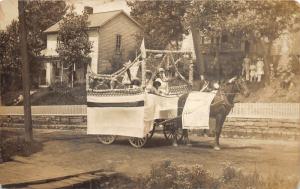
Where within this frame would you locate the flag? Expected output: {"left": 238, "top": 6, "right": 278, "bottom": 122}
{"left": 140, "top": 38, "right": 146, "bottom": 59}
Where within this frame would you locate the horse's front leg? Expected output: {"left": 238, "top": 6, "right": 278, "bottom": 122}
{"left": 172, "top": 131, "right": 178, "bottom": 147}
{"left": 214, "top": 114, "right": 226, "bottom": 150}
{"left": 182, "top": 129, "right": 191, "bottom": 146}
{"left": 172, "top": 121, "right": 179, "bottom": 147}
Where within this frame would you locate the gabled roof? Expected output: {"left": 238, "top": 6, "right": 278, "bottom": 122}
{"left": 44, "top": 10, "right": 142, "bottom": 33}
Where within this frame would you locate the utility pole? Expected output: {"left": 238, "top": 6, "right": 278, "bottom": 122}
{"left": 18, "top": 0, "right": 33, "bottom": 142}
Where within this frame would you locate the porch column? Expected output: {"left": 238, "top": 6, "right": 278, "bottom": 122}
{"left": 45, "top": 62, "right": 52, "bottom": 86}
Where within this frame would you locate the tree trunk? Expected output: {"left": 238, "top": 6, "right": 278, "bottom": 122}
{"left": 71, "top": 64, "right": 75, "bottom": 88}
{"left": 0, "top": 72, "right": 2, "bottom": 106}
{"left": 264, "top": 42, "right": 273, "bottom": 85}
{"left": 191, "top": 27, "right": 205, "bottom": 79}
{"left": 18, "top": 0, "right": 33, "bottom": 142}
{"left": 215, "top": 35, "right": 222, "bottom": 82}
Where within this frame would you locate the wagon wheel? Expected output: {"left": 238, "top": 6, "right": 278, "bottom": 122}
{"left": 97, "top": 135, "right": 117, "bottom": 145}
{"left": 128, "top": 135, "right": 148, "bottom": 148}
{"left": 163, "top": 124, "right": 184, "bottom": 142}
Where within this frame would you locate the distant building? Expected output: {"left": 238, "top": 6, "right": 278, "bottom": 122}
{"left": 182, "top": 15, "right": 300, "bottom": 78}
{"left": 39, "top": 7, "right": 142, "bottom": 87}
{"left": 181, "top": 32, "right": 248, "bottom": 78}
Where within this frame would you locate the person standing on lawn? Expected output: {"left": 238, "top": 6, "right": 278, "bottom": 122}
{"left": 242, "top": 55, "right": 251, "bottom": 81}
{"left": 256, "top": 57, "right": 265, "bottom": 82}
{"left": 249, "top": 61, "right": 257, "bottom": 82}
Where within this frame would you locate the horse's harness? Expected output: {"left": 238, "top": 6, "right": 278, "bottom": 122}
{"left": 210, "top": 81, "right": 240, "bottom": 114}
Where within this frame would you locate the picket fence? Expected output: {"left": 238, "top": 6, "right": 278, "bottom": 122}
{"left": 0, "top": 103, "right": 299, "bottom": 120}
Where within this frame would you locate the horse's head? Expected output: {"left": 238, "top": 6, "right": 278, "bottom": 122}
{"left": 226, "top": 76, "right": 250, "bottom": 97}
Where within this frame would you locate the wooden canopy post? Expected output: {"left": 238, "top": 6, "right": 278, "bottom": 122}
{"left": 141, "top": 58, "right": 146, "bottom": 88}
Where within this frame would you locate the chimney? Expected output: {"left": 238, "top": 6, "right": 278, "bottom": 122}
{"left": 84, "top": 6, "right": 93, "bottom": 14}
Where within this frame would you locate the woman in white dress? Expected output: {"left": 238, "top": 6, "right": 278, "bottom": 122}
{"left": 256, "top": 58, "right": 264, "bottom": 82}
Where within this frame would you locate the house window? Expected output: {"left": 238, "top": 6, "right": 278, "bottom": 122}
{"left": 115, "top": 34, "right": 122, "bottom": 53}
{"left": 40, "top": 69, "right": 47, "bottom": 85}
{"left": 56, "top": 37, "right": 60, "bottom": 49}
{"left": 54, "top": 62, "right": 61, "bottom": 77}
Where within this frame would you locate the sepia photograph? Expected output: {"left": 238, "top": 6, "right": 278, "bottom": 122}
{"left": 0, "top": 0, "right": 300, "bottom": 188}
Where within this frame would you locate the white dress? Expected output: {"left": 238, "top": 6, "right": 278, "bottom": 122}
{"left": 250, "top": 65, "right": 256, "bottom": 77}
{"left": 256, "top": 60, "right": 264, "bottom": 75}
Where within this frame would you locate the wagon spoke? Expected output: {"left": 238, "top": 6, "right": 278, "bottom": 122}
{"left": 129, "top": 136, "right": 148, "bottom": 148}
{"left": 163, "top": 125, "right": 184, "bottom": 142}
{"left": 97, "top": 135, "right": 117, "bottom": 145}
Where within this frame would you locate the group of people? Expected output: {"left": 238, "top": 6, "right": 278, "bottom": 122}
{"left": 145, "top": 68, "right": 170, "bottom": 95}
{"left": 242, "top": 55, "right": 265, "bottom": 82}
{"left": 122, "top": 67, "right": 171, "bottom": 95}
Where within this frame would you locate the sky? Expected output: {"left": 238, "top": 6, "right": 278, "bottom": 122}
{"left": 0, "top": 0, "right": 130, "bottom": 30}
{"left": 0, "top": 0, "right": 18, "bottom": 30}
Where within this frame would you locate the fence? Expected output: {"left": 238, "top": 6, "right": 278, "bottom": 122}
{"left": 0, "top": 105, "right": 86, "bottom": 116}
{"left": 228, "top": 103, "right": 300, "bottom": 119}
{"left": 0, "top": 103, "right": 299, "bottom": 120}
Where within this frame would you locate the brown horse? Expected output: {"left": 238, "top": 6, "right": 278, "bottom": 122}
{"left": 175, "top": 76, "right": 250, "bottom": 150}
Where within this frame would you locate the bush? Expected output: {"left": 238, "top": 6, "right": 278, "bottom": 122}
{"left": 139, "top": 161, "right": 217, "bottom": 189}
{"left": 0, "top": 130, "right": 42, "bottom": 162}
{"left": 138, "top": 161, "right": 298, "bottom": 189}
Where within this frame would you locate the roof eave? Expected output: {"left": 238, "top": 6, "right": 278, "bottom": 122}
{"left": 44, "top": 26, "right": 99, "bottom": 34}
{"left": 98, "top": 10, "right": 143, "bottom": 30}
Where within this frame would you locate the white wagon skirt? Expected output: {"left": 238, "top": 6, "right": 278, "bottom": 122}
{"left": 87, "top": 92, "right": 215, "bottom": 138}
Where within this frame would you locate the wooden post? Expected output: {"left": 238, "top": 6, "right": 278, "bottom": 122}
{"left": 141, "top": 60, "right": 146, "bottom": 88}
{"left": 61, "top": 62, "right": 63, "bottom": 85}
{"left": 18, "top": 0, "right": 33, "bottom": 142}
{"left": 86, "top": 66, "right": 90, "bottom": 91}
{"left": 166, "top": 53, "right": 170, "bottom": 69}
{"left": 189, "top": 57, "right": 194, "bottom": 86}
{"left": 71, "top": 63, "right": 75, "bottom": 88}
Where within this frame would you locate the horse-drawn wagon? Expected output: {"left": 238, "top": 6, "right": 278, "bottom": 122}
{"left": 86, "top": 44, "right": 249, "bottom": 149}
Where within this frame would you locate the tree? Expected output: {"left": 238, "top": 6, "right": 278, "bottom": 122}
{"left": 186, "top": 0, "right": 298, "bottom": 83}
{"left": 127, "top": 0, "right": 191, "bottom": 49}
{"left": 56, "top": 8, "right": 93, "bottom": 88}
{"left": 0, "top": 0, "right": 67, "bottom": 90}
{"left": 243, "top": 1, "right": 299, "bottom": 84}
{"left": 25, "top": 0, "right": 68, "bottom": 56}
{"left": 0, "top": 21, "right": 22, "bottom": 87}
{"left": 19, "top": 0, "right": 32, "bottom": 142}
{"left": 187, "top": 0, "right": 252, "bottom": 79}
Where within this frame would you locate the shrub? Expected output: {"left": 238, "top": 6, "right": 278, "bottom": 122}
{"left": 139, "top": 161, "right": 298, "bottom": 189}
{"left": 139, "top": 161, "right": 216, "bottom": 189}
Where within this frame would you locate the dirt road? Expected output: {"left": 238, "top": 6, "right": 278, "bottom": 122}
{"left": 0, "top": 129, "right": 299, "bottom": 185}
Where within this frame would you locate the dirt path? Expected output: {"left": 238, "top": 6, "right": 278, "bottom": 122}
{"left": 0, "top": 129, "right": 299, "bottom": 185}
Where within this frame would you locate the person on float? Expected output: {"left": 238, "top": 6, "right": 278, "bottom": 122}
{"left": 145, "top": 70, "right": 153, "bottom": 92}
{"left": 155, "top": 68, "right": 169, "bottom": 94}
